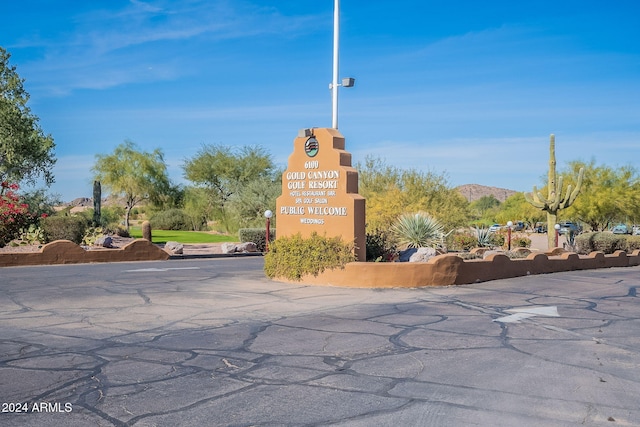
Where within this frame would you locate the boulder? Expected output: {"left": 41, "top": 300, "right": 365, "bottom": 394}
{"left": 221, "top": 242, "right": 239, "bottom": 254}
{"left": 164, "top": 241, "right": 184, "bottom": 255}
{"left": 94, "top": 236, "right": 113, "bottom": 248}
{"left": 409, "top": 247, "right": 437, "bottom": 262}
{"left": 238, "top": 242, "right": 258, "bottom": 252}
{"left": 398, "top": 247, "right": 438, "bottom": 262}
{"left": 221, "top": 242, "right": 258, "bottom": 254}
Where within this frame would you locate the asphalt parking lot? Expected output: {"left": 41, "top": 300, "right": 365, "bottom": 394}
{"left": 1, "top": 258, "right": 640, "bottom": 426}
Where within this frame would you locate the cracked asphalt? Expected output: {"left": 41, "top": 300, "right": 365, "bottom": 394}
{"left": 1, "top": 258, "right": 639, "bottom": 426}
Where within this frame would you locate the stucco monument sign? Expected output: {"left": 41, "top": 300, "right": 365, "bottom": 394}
{"left": 275, "top": 127, "right": 366, "bottom": 260}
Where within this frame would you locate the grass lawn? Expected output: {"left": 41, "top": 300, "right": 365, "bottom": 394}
{"left": 129, "top": 227, "right": 236, "bottom": 244}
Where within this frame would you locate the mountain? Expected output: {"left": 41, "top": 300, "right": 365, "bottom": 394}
{"left": 456, "top": 184, "right": 518, "bottom": 203}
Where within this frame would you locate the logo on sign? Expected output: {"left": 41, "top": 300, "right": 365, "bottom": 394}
{"left": 305, "top": 137, "right": 319, "bottom": 157}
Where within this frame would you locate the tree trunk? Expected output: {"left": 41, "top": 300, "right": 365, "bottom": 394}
{"left": 547, "top": 212, "right": 558, "bottom": 249}
{"left": 125, "top": 206, "right": 131, "bottom": 230}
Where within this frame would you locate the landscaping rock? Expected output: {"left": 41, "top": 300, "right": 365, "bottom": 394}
{"left": 94, "top": 236, "right": 113, "bottom": 248}
{"left": 409, "top": 247, "right": 437, "bottom": 262}
{"left": 164, "top": 241, "right": 184, "bottom": 255}
{"left": 221, "top": 242, "right": 239, "bottom": 254}
{"left": 221, "top": 242, "right": 258, "bottom": 253}
{"left": 238, "top": 242, "right": 258, "bottom": 252}
{"left": 398, "top": 248, "right": 417, "bottom": 262}
{"left": 398, "top": 247, "right": 437, "bottom": 262}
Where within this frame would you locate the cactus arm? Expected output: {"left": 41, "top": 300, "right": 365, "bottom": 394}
{"left": 524, "top": 186, "right": 546, "bottom": 208}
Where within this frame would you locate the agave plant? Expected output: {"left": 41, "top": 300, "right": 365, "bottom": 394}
{"left": 473, "top": 226, "right": 493, "bottom": 247}
{"left": 391, "top": 212, "right": 445, "bottom": 248}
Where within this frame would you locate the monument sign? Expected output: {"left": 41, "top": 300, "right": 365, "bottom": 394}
{"left": 275, "top": 127, "right": 366, "bottom": 260}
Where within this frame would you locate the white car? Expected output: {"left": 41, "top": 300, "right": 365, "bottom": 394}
{"left": 489, "top": 224, "right": 501, "bottom": 232}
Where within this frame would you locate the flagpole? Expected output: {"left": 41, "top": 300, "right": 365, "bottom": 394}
{"left": 331, "top": 0, "right": 339, "bottom": 129}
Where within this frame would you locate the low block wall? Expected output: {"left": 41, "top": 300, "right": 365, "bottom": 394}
{"left": 285, "top": 250, "right": 640, "bottom": 288}
{"left": 0, "top": 239, "right": 169, "bottom": 267}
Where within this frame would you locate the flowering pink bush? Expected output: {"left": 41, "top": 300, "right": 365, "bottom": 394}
{"left": 0, "top": 182, "right": 35, "bottom": 246}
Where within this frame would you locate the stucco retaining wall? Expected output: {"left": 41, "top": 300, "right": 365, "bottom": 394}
{"left": 285, "top": 250, "right": 640, "bottom": 288}
{"left": 0, "top": 239, "right": 169, "bottom": 267}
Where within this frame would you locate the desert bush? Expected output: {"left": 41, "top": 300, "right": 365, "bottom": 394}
{"left": 451, "top": 232, "right": 476, "bottom": 251}
{"left": 150, "top": 208, "right": 191, "bottom": 230}
{"left": 490, "top": 233, "right": 505, "bottom": 248}
{"left": 41, "top": 215, "right": 88, "bottom": 244}
{"left": 511, "top": 236, "right": 532, "bottom": 248}
{"left": 115, "top": 226, "right": 130, "bottom": 238}
{"left": 366, "top": 229, "right": 397, "bottom": 261}
{"left": 239, "top": 228, "right": 276, "bottom": 252}
{"left": 574, "top": 232, "right": 628, "bottom": 254}
{"left": 264, "top": 232, "right": 355, "bottom": 280}
{"left": 623, "top": 236, "right": 640, "bottom": 253}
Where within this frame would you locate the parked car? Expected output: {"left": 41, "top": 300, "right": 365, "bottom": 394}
{"left": 512, "top": 221, "right": 525, "bottom": 231}
{"left": 612, "top": 224, "right": 630, "bottom": 234}
{"left": 534, "top": 222, "right": 547, "bottom": 233}
{"left": 633, "top": 225, "right": 640, "bottom": 236}
{"left": 558, "top": 221, "right": 581, "bottom": 235}
{"left": 489, "top": 224, "right": 501, "bottom": 232}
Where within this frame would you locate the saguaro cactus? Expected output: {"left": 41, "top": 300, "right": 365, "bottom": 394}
{"left": 524, "top": 134, "right": 584, "bottom": 249}
{"left": 93, "top": 181, "right": 101, "bottom": 227}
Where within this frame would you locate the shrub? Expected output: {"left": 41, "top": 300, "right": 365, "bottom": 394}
{"left": 264, "top": 232, "right": 355, "bottom": 280}
{"left": 391, "top": 212, "right": 445, "bottom": 248}
{"left": 511, "top": 236, "right": 532, "bottom": 248}
{"left": 115, "top": 226, "right": 130, "bottom": 238}
{"left": 0, "top": 182, "right": 36, "bottom": 247}
{"left": 239, "top": 228, "right": 276, "bottom": 252}
{"left": 41, "top": 215, "right": 88, "bottom": 244}
{"left": 624, "top": 236, "right": 640, "bottom": 253}
{"left": 490, "top": 233, "right": 505, "bottom": 248}
{"left": 150, "top": 209, "right": 191, "bottom": 231}
{"left": 574, "top": 232, "right": 628, "bottom": 254}
{"left": 451, "top": 232, "right": 476, "bottom": 251}
{"left": 366, "top": 229, "right": 397, "bottom": 261}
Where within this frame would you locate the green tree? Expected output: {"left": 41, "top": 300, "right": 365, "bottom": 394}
{"left": 227, "top": 173, "right": 282, "bottom": 229}
{"left": 358, "top": 156, "right": 471, "bottom": 232}
{"left": 92, "top": 141, "right": 171, "bottom": 229}
{"left": 183, "top": 144, "right": 275, "bottom": 233}
{"left": 493, "top": 193, "right": 545, "bottom": 228}
{"left": 0, "top": 47, "right": 56, "bottom": 188}
{"left": 470, "top": 195, "right": 501, "bottom": 216}
{"left": 564, "top": 160, "right": 640, "bottom": 231}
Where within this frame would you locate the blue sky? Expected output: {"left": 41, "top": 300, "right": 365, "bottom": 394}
{"left": 3, "top": 0, "right": 640, "bottom": 202}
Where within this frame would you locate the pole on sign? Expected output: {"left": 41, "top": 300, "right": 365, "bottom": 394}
{"left": 332, "top": 0, "right": 339, "bottom": 129}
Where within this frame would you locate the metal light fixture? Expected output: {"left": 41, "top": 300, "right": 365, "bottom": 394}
{"left": 264, "top": 210, "right": 273, "bottom": 252}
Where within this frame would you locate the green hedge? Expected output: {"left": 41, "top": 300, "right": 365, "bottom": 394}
{"left": 239, "top": 228, "right": 276, "bottom": 252}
